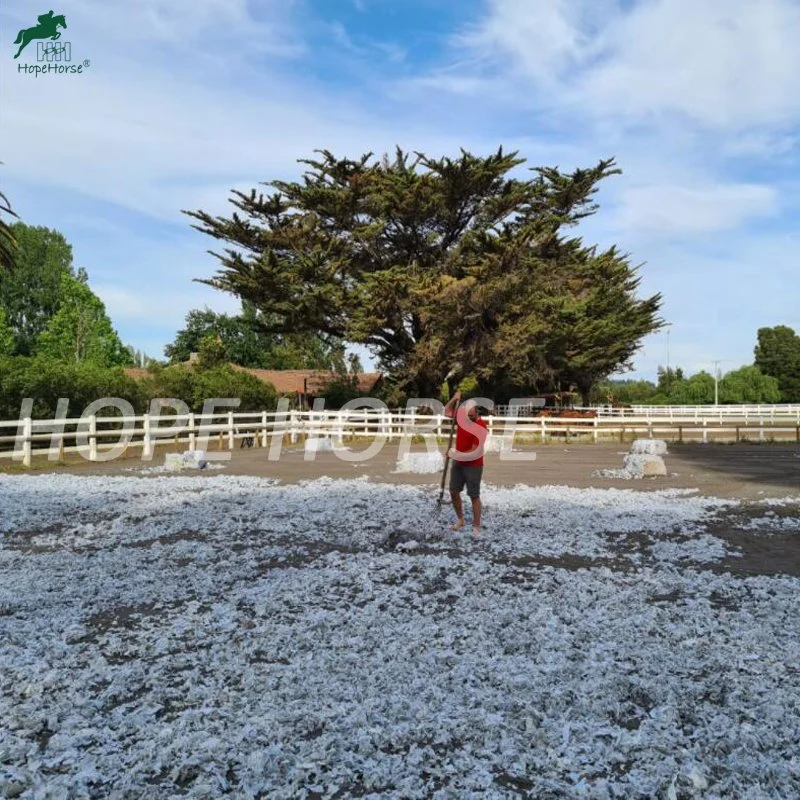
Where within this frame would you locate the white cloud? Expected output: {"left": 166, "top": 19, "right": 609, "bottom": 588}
{"left": 611, "top": 182, "right": 778, "bottom": 235}
{"left": 452, "top": 0, "right": 800, "bottom": 132}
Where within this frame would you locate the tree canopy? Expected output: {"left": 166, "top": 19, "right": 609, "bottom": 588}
{"left": 36, "top": 269, "right": 131, "bottom": 367}
{"left": 0, "top": 307, "right": 14, "bottom": 356}
{"left": 0, "top": 222, "right": 74, "bottom": 356}
{"left": 594, "top": 364, "right": 780, "bottom": 405}
{"left": 184, "top": 147, "right": 663, "bottom": 400}
{"left": 164, "top": 303, "right": 350, "bottom": 371}
{"left": 754, "top": 325, "right": 800, "bottom": 402}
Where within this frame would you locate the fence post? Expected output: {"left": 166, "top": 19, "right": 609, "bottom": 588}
{"left": 261, "top": 411, "right": 268, "bottom": 447}
{"left": 593, "top": 417, "right": 598, "bottom": 443}
{"left": 678, "top": 425, "right": 683, "bottom": 443}
{"left": 759, "top": 418, "right": 764, "bottom": 442}
{"left": 89, "top": 414, "right": 98, "bottom": 462}
{"left": 143, "top": 413, "right": 152, "bottom": 459}
{"left": 540, "top": 417, "right": 546, "bottom": 443}
{"left": 702, "top": 420, "right": 707, "bottom": 444}
{"left": 648, "top": 420, "right": 653, "bottom": 439}
{"left": 22, "top": 417, "right": 32, "bottom": 469}
{"left": 188, "top": 413, "right": 196, "bottom": 451}
{"left": 228, "top": 411, "right": 235, "bottom": 450}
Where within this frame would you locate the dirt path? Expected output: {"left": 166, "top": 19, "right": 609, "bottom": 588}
{"left": 58, "top": 440, "right": 800, "bottom": 498}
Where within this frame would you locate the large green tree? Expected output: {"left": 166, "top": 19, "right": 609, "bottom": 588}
{"left": 36, "top": 270, "right": 132, "bottom": 367}
{"left": 754, "top": 325, "right": 800, "bottom": 402}
{"left": 184, "top": 148, "right": 663, "bottom": 398}
{"left": 165, "top": 302, "right": 346, "bottom": 370}
{"left": 0, "top": 222, "right": 74, "bottom": 355}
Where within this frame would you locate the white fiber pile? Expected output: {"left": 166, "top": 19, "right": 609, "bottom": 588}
{"left": 395, "top": 451, "right": 445, "bottom": 474}
{"left": 164, "top": 450, "right": 208, "bottom": 472}
{"left": 305, "top": 437, "right": 335, "bottom": 453}
{"left": 595, "top": 439, "right": 668, "bottom": 479}
{"left": 630, "top": 438, "right": 669, "bottom": 456}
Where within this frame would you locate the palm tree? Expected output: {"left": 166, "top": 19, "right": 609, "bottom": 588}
{"left": 1, "top": 163, "right": 20, "bottom": 271}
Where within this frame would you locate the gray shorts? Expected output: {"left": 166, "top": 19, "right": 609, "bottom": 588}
{"left": 449, "top": 462, "right": 483, "bottom": 498}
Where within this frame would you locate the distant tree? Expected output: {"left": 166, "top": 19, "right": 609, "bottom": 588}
{"left": 718, "top": 365, "right": 781, "bottom": 404}
{"left": 124, "top": 345, "right": 156, "bottom": 368}
{"left": 656, "top": 366, "right": 685, "bottom": 395}
{"left": 165, "top": 303, "right": 345, "bottom": 369}
{"left": 754, "top": 326, "right": 800, "bottom": 402}
{"left": 0, "top": 222, "right": 74, "bottom": 355}
{"left": 195, "top": 333, "right": 228, "bottom": 369}
{"left": 0, "top": 307, "right": 14, "bottom": 356}
{"left": 36, "top": 271, "right": 132, "bottom": 367}
{"left": 668, "top": 371, "right": 714, "bottom": 404}
{"left": 591, "top": 378, "right": 658, "bottom": 405}
{"left": 347, "top": 352, "right": 364, "bottom": 375}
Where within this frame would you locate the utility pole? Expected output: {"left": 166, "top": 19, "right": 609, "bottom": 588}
{"left": 663, "top": 324, "right": 673, "bottom": 394}
{"left": 711, "top": 360, "right": 721, "bottom": 406}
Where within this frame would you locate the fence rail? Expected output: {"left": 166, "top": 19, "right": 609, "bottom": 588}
{"left": 2, "top": 408, "right": 799, "bottom": 468}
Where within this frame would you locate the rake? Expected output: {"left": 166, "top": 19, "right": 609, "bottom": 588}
{"left": 434, "top": 363, "right": 462, "bottom": 517}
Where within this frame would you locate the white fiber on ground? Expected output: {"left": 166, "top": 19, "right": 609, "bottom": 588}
{"left": 394, "top": 451, "right": 445, "bottom": 474}
{"left": 1, "top": 474, "right": 799, "bottom": 798}
{"left": 164, "top": 453, "right": 184, "bottom": 472}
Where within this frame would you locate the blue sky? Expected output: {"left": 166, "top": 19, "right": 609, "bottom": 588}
{"left": 2, "top": 0, "right": 799, "bottom": 379}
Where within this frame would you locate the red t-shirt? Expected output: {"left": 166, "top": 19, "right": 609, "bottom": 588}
{"left": 450, "top": 407, "right": 488, "bottom": 466}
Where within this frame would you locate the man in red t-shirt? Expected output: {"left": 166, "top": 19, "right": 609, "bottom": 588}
{"left": 443, "top": 391, "right": 488, "bottom": 534}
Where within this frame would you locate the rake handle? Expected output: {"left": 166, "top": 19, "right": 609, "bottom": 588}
{"left": 438, "top": 406, "right": 459, "bottom": 504}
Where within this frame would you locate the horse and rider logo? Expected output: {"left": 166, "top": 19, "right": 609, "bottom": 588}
{"left": 12, "top": 10, "right": 89, "bottom": 74}
{"left": 13, "top": 10, "right": 67, "bottom": 59}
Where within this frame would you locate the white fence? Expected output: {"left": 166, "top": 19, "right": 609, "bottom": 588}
{"left": 2, "top": 408, "right": 799, "bottom": 468}
{"left": 493, "top": 404, "right": 800, "bottom": 420}
{"left": 589, "top": 404, "right": 800, "bottom": 420}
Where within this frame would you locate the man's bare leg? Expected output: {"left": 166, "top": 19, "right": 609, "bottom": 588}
{"left": 450, "top": 489, "right": 465, "bottom": 530}
{"left": 471, "top": 497, "right": 482, "bottom": 533}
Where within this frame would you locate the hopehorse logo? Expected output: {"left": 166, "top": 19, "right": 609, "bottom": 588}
{"left": 13, "top": 10, "right": 67, "bottom": 59}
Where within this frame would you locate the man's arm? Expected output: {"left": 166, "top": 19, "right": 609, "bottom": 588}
{"left": 443, "top": 390, "right": 461, "bottom": 418}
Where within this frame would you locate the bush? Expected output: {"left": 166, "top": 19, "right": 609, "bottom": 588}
{"left": 145, "top": 364, "right": 277, "bottom": 413}
{"left": 0, "top": 357, "right": 145, "bottom": 419}
{"left": 321, "top": 376, "right": 362, "bottom": 409}
{"left": 0, "top": 358, "right": 277, "bottom": 420}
